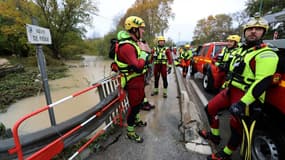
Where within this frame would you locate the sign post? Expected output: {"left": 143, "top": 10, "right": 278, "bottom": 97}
{"left": 26, "top": 22, "right": 56, "bottom": 126}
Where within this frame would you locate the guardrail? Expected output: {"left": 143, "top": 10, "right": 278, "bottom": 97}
{"left": 4, "top": 74, "right": 129, "bottom": 160}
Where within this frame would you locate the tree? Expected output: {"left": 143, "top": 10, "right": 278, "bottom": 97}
{"left": 35, "top": 0, "right": 98, "bottom": 58}
{"left": 192, "top": 14, "right": 233, "bottom": 45}
{"left": 230, "top": 11, "right": 249, "bottom": 36}
{"left": 116, "top": 0, "right": 174, "bottom": 45}
{"left": 245, "top": 0, "right": 285, "bottom": 16}
{"left": 88, "top": 0, "right": 174, "bottom": 58}
{"left": 0, "top": 0, "right": 33, "bottom": 56}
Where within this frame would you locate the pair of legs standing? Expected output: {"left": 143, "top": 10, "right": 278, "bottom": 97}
{"left": 151, "top": 63, "right": 168, "bottom": 98}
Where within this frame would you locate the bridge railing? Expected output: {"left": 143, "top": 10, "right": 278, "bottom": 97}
{"left": 7, "top": 74, "right": 129, "bottom": 160}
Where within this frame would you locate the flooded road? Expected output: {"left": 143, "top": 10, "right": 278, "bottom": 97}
{"left": 0, "top": 56, "right": 112, "bottom": 134}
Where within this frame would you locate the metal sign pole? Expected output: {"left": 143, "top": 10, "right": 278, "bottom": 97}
{"left": 32, "top": 17, "right": 56, "bottom": 126}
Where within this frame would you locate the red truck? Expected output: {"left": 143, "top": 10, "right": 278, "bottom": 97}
{"left": 190, "top": 42, "right": 227, "bottom": 91}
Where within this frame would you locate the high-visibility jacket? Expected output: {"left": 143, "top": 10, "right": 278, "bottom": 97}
{"left": 180, "top": 49, "right": 192, "bottom": 60}
{"left": 216, "top": 46, "right": 240, "bottom": 72}
{"left": 115, "top": 39, "right": 146, "bottom": 88}
{"left": 153, "top": 46, "right": 168, "bottom": 64}
{"left": 219, "top": 46, "right": 239, "bottom": 63}
{"left": 228, "top": 44, "right": 278, "bottom": 105}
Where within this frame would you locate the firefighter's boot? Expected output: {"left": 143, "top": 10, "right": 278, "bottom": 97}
{"left": 141, "top": 98, "right": 154, "bottom": 110}
{"left": 151, "top": 88, "right": 159, "bottom": 96}
{"left": 163, "top": 88, "right": 167, "bottom": 98}
{"left": 142, "top": 101, "right": 155, "bottom": 110}
{"left": 126, "top": 126, "right": 143, "bottom": 143}
{"left": 198, "top": 129, "right": 221, "bottom": 145}
{"left": 134, "top": 114, "right": 147, "bottom": 127}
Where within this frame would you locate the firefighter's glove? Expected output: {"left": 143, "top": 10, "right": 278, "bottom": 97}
{"left": 168, "top": 67, "right": 172, "bottom": 74}
{"left": 229, "top": 101, "right": 246, "bottom": 118}
{"left": 139, "top": 51, "right": 148, "bottom": 61}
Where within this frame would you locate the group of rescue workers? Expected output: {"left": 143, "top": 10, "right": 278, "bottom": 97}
{"left": 199, "top": 15, "right": 279, "bottom": 160}
{"left": 112, "top": 14, "right": 279, "bottom": 160}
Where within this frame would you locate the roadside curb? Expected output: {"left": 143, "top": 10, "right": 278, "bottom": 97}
{"left": 174, "top": 67, "right": 212, "bottom": 155}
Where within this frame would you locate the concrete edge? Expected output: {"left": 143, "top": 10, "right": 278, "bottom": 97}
{"left": 174, "top": 67, "right": 212, "bottom": 154}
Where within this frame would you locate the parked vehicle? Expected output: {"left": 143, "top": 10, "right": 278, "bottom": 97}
{"left": 250, "top": 39, "right": 285, "bottom": 160}
{"left": 190, "top": 42, "right": 227, "bottom": 91}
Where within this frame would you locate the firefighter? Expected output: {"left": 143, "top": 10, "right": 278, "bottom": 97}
{"left": 198, "top": 15, "right": 279, "bottom": 159}
{"left": 179, "top": 44, "right": 192, "bottom": 77}
{"left": 216, "top": 35, "right": 241, "bottom": 73}
{"left": 115, "top": 16, "right": 151, "bottom": 143}
{"left": 151, "top": 36, "right": 173, "bottom": 98}
{"left": 215, "top": 35, "right": 241, "bottom": 89}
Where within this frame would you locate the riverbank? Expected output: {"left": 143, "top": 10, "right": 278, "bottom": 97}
{"left": 0, "top": 55, "right": 112, "bottom": 133}
{"left": 0, "top": 56, "right": 68, "bottom": 113}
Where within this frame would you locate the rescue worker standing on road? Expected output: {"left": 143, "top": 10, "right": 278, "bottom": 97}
{"left": 151, "top": 36, "right": 173, "bottom": 98}
{"left": 198, "top": 15, "right": 279, "bottom": 160}
{"left": 179, "top": 44, "right": 192, "bottom": 77}
{"left": 115, "top": 16, "right": 151, "bottom": 143}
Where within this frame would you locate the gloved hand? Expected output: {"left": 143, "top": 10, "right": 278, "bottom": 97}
{"left": 229, "top": 101, "right": 246, "bottom": 117}
{"left": 168, "top": 67, "right": 172, "bottom": 74}
{"left": 139, "top": 51, "right": 148, "bottom": 61}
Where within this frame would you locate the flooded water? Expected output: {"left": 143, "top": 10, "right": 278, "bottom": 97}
{"left": 0, "top": 55, "right": 112, "bottom": 134}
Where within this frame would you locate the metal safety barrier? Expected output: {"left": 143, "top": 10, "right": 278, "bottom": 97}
{"left": 7, "top": 74, "right": 129, "bottom": 160}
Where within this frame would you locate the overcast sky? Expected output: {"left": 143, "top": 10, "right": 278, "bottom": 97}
{"left": 86, "top": 0, "right": 247, "bottom": 42}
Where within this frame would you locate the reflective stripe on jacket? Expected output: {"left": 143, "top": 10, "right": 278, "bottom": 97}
{"left": 115, "top": 40, "right": 146, "bottom": 88}
{"left": 228, "top": 46, "right": 278, "bottom": 104}
{"left": 180, "top": 49, "right": 192, "bottom": 60}
{"left": 153, "top": 46, "right": 168, "bottom": 64}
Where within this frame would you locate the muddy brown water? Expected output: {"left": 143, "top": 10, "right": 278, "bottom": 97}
{"left": 0, "top": 56, "right": 112, "bottom": 134}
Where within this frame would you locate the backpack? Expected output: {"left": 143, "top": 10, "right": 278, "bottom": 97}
{"left": 109, "top": 38, "right": 118, "bottom": 59}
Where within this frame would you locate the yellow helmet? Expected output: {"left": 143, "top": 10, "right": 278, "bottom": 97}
{"left": 184, "top": 44, "right": 190, "bottom": 48}
{"left": 227, "top": 35, "right": 241, "bottom": 43}
{"left": 243, "top": 15, "right": 269, "bottom": 32}
{"left": 157, "top": 36, "right": 165, "bottom": 41}
{"left": 124, "top": 16, "right": 145, "bottom": 31}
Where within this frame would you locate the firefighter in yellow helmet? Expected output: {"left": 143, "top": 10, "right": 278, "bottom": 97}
{"left": 178, "top": 44, "right": 193, "bottom": 77}
{"left": 215, "top": 35, "right": 241, "bottom": 88}
{"left": 151, "top": 36, "right": 173, "bottom": 98}
{"left": 115, "top": 16, "right": 151, "bottom": 143}
{"left": 218, "top": 35, "right": 241, "bottom": 66}
{"left": 199, "top": 15, "right": 279, "bottom": 160}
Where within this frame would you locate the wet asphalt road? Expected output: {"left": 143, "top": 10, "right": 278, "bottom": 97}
{"left": 86, "top": 66, "right": 242, "bottom": 160}
{"left": 87, "top": 72, "right": 207, "bottom": 160}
